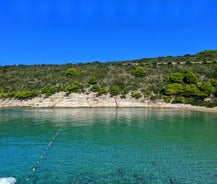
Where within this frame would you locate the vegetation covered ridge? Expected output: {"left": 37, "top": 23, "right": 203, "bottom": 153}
{"left": 1, "top": 50, "right": 217, "bottom": 107}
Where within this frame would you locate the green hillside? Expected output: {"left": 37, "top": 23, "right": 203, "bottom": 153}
{"left": 1, "top": 50, "right": 217, "bottom": 107}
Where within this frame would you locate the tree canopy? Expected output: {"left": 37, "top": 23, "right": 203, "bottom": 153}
{"left": 65, "top": 67, "right": 79, "bottom": 78}
{"left": 131, "top": 67, "right": 146, "bottom": 77}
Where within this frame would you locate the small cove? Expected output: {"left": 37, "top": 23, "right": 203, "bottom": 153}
{"left": 0, "top": 108, "right": 217, "bottom": 184}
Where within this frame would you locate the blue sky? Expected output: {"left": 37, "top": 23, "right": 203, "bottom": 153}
{"left": 0, "top": 0, "right": 217, "bottom": 66}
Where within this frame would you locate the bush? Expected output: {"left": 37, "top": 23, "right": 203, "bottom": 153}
{"left": 90, "top": 85, "right": 99, "bottom": 92}
{"left": 0, "top": 92, "right": 15, "bottom": 98}
{"left": 131, "top": 92, "right": 142, "bottom": 99}
{"left": 97, "top": 88, "right": 107, "bottom": 96}
{"left": 161, "top": 83, "right": 183, "bottom": 95}
{"left": 188, "top": 98, "right": 207, "bottom": 107}
{"left": 169, "top": 72, "right": 184, "bottom": 83}
{"left": 131, "top": 67, "right": 146, "bottom": 77}
{"left": 172, "top": 96, "right": 185, "bottom": 104}
{"left": 41, "top": 86, "right": 56, "bottom": 97}
{"left": 150, "top": 95, "right": 162, "bottom": 101}
{"left": 121, "top": 88, "right": 129, "bottom": 95}
{"left": 15, "top": 90, "right": 38, "bottom": 100}
{"left": 88, "top": 76, "right": 97, "bottom": 85}
{"left": 184, "top": 97, "right": 193, "bottom": 104}
{"left": 110, "top": 85, "right": 120, "bottom": 96}
{"left": 183, "top": 84, "right": 201, "bottom": 97}
{"left": 211, "top": 79, "right": 217, "bottom": 87}
{"left": 183, "top": 69, "right": 198, "bottom": 84}
{"left": 198, "top": 81, "right": 214, "bottom": 97}
{"left": 143, "top": 90, "right": 152, "bottom": 97}
{"left": 163, "top": 96, "right": 172, "bottom": 103}
{"left": 163, "top": 74, "right": 170, "bottom": 82}
{"left": 186, "top": 60, "right": 192, "bottom": 65}
{"left": 183, "top": 97, "right": 216, "bottom": 107}
{"left": 66, "top": 81, "right": 80, "bottom": 93}
{"left": 121, "top": 94, "right": 126, "bottom": 99}
{"left": 65, "top": 67, "right": 79, "bottom": 78}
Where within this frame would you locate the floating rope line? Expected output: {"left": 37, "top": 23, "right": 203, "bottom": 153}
{"left": 25, "top": 126, "right": 63, "bottom": 183}
{"left": 25, "top": 111, "right": 79, "bottom": 183}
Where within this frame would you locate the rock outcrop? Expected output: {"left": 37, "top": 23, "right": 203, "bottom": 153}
{"left": 0, "top": 92, "right": 217, "bottom": 113}
{"left": 0, "top": 92, "right": 167, "bottom": 108}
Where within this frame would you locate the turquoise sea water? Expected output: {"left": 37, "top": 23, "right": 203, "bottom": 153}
{"left": 0, "top": 108, "right": 217, "bottom": 184}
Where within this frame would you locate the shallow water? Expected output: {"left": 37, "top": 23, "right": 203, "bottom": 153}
{"left": 0, "top": 108, "right": 217, "bottom": 184}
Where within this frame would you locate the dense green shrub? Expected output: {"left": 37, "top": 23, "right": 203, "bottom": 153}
{"left": 66, "top": 81, "right": 80, "bottom": 93}
{"left": 169, "top": 72, "right": 184, "bottom": 83}
{"left": 88, "top": 76, "right": 97, "bottom": 85}
{"left": 97, "top": 88, "right": 107, "bottom": 96}
{"left": 198, "top": 81, "right": 214, "bottom": 97}
{"left": 185, "top": 61, "right": 192, "bottom": 65}
{"left": 150, "top": 95, "right": 162, "bottom": 101}
{"left": 120, "top": 94, "right": 126, "bottom": 99}
{"left": 90, "top": 85, "right": 99, "bottom": 92}
{"left": 110, "top": 85, "right": 120, "bottom": 96}
{"left": 161, "top": 83, "right": 183, "bottom": 95}
{"left": 0, "top": 92, "right": 16, "bottom": 98}
{"left": 41, "top": 86, "right": 56, "bottom": 97}
{"left": 187, "top": 98, "right": 209, "bottom": 107}
{"left": 183, "top": 84, "right": 201, "bottom": 97}
{"left": 65, "top": 67, "right": 79, "bottom": 78}
{"left": 121, "top": 88, "right": 129, "bottom": 95}
{"left": 212, "top": 68, "right": 217, "bottom": 78}
{"left": 131, "top": 92, "right": 142, "bottom": 99}
{"left": 210, "top": 79, "right": 217, "bottom": 87}
{"left": 15, "top": 90, "right": 38, "bottom": 99}
{"left": 143, "top": 90, "right": 152, "bottom": 97}
{"left": 163, "top": 96, "right": 172, "bottom": 103}
{"left": 131, "top": 67, "right": 146, "bottom": 77}
{"left": 183, "top": 69, "right": 198, "bottom": 84}
{"left": 172, "top": 96, "right": 185, "bottom": 104}
{"left": 163, "top": 74, "right": 170, "bottom": 82}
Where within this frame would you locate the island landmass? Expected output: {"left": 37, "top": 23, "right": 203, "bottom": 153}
{"left": 1, "top": 50, "right": 217, "bottom": 113}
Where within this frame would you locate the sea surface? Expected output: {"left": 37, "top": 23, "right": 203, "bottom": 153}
{"left": 0, "top": 108, "right": 217, "bottom": 184}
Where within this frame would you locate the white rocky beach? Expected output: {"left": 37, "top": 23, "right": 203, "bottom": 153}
{"left": 0, "top": 92, "right": 217, "bottom": 113}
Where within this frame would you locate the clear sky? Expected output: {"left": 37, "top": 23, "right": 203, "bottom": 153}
{"left": 0, "top": 0, "right": 217, "bottom": 66}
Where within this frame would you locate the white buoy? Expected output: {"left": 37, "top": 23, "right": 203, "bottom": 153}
{"left": 0, "top": 177, "right": 16, "bottom": 184}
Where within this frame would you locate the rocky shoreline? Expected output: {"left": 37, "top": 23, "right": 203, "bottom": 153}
{"left": 0, "top": 92, "right": 217, "bottom": 113}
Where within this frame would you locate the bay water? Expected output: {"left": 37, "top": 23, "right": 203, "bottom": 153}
{"left": 0, "top": 108, "right": 217, "bottom": 184}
